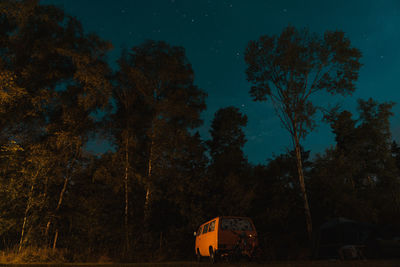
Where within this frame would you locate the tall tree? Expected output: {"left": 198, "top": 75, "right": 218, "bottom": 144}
{"left": 114, "top": 40, "right": 206, "bottom": 230}
{"left": 244, "top": 26, "right": 362, "bottom": 240}
{"left": 207, "top": 106, "right": 252, "bottom": 215}
{"left": 111, "top": 49, "right": 150, "bottom": 254}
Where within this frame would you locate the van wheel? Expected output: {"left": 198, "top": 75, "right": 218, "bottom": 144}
{"left": 196, "top": 248, "right": 201, "bottom": 262}
{"left": 209, "top": 246, "right": 217, "bottom": 263}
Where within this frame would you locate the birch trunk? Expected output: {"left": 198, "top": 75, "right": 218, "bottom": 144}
{"left": 45, "top": 147, "right": 79, "bottom": 245}
{"left": 52, "top": 229, "right": 58, "bottom": 250}
{"left": 19, "top": 190, "right": 32, "bottom": 252}
{"left": 293, "top": 132, "right": 313, "bottom": 241}
{"left": 144, "top": 133, "right": 154, "bottom": 224}
{"left": 45, "top": 176, "right": 69, "bottom": 243}
{"left": 124, "top": 135, "right": 130, "bottom": 252}
{"left": 19, "top": 169, "right": 40, "bottom": 252}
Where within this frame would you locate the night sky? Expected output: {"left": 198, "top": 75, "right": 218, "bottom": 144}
{"left": 42, "top": 0, "right": 400, "bottom": 164}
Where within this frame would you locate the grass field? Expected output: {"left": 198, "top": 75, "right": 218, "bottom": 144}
{"left": 3, "top": 261, "right": 400, "bottom": 267}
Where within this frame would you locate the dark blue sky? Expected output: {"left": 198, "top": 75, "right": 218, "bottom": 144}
{"left": 43, "top": 0, "right": 400, "bottom": 164}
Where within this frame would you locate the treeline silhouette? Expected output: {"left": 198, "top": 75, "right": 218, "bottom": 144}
{"left": 1, "top": 0, "right": 399, "bottom": 263}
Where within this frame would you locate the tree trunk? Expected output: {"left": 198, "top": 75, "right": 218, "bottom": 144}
{"left": 19, "top": 200, "right": 30, "bottom": 252}
{"left": 144, "top": 187, "right": 151, "bottom": 221}
{"left": 45, "top": 176, "right": 69, "bottom": 243}
{"left": 19, "top": 169, "right": 40, "bottom": 252}
{"left": 52, "top": 229, "right": 58, "bottom": 250}
{"left": 124, "top": 135, "right": 130, "bottom": 253}
{"left": 144, "top": 135, "right": 154, "bottom": 225}
{"left": 45, "top": 147, "right": 80, "bottom": 245}
{"left": 293, "top": 133, "right": 313, "bottom": 241}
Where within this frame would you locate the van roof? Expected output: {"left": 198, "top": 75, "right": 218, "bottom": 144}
{"left": 200, "top": 216, "right": 252, "bottom": 225}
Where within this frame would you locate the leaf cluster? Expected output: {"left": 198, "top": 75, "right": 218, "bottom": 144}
{"left": 245, "top": 26, "right": 362, "bottom": 139}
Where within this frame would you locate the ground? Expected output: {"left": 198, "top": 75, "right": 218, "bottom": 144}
{"left": 4, "top": 260, "right": 400, "bottom": 267}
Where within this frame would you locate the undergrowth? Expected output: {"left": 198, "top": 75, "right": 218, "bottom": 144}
{"left": 0, "top": 247, "right": 66, "bottom": 263}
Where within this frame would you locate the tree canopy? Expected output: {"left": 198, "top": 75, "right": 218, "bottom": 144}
{"left": 244, "top": 26, "right": 362, "bottom": 240}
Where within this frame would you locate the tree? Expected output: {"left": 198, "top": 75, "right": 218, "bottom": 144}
{"left": 0, "top": 0, "right": 112, "bottom": 250}
{"left": 208, "top": 107, "right": 248, "bottom": 174}
{"left": 114, "top": 40, "right": 206, "bottom": 233}
{"left": 111, "top": 50, "right": 146, "bottom": 254}
{"left": 149, "top": 131, "right": 209, "bottom": 257}
{"left": 317, "top": 98, "right": 399, "bottom": 224}
{"left": 207, "top": 107, "right": 252, "bottom": 215}
{"left": 244, "top": 26, "right": 362, "bottom": 240}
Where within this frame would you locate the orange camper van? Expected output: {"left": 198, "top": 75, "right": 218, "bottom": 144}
{"left": 194, "top": 216, "right": 258, "bottom": 263}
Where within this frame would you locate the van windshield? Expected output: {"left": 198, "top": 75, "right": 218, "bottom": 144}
{"left": 221, "top": 218, "right": 253, "bottom": 231}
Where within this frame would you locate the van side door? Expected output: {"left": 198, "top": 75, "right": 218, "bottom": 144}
{"left": 207, "top": 220, "right": 217, "bottom": 252}
{"left": 199, "top": 223, "right": 209, "bottom": 256}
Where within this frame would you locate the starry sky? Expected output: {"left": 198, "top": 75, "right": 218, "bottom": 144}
{"left": 42, "top": 0, "right": 400, "bottom": 164}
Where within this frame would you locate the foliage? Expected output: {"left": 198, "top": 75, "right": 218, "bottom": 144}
{"left": 311, "top": 98, "right": 399, "bottom": 225}
{"left": 0, "top": 0, "right": 112, "bottom": 253}
{"left": 245, "top": 26, "right": 362, "bottom": 139}
{"left": 206, "top": 107, "right": 254, "bottom": 216}
{"left": 244, "top": 26, "right": 362, "bottom": 240}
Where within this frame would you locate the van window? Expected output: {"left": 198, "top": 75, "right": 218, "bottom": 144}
{"left": 221, "top": 218, "right": 253, "bottom": 231}
{"left": 209, "top": 220, "right": 216, "bottom": 232}
{"left": 202, "top": 223, "right": 209, "bottom": 234}
{"left": 197, "top": 226, "right": 203, "bottom": 236}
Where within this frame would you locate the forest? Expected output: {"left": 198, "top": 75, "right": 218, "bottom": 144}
{"left": 1, "top": 0, "right": 400, "bottom": 263}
